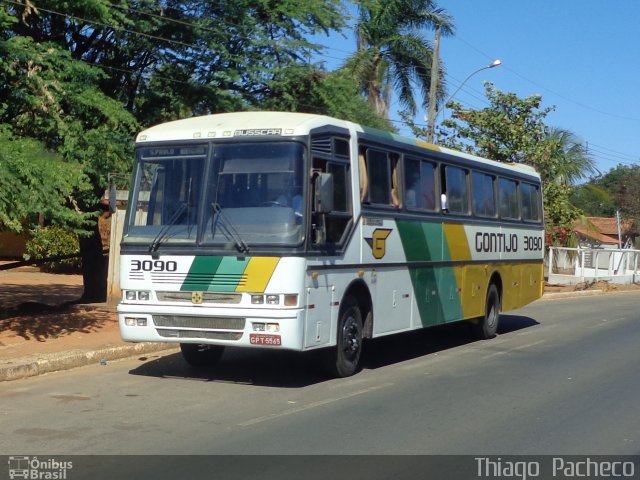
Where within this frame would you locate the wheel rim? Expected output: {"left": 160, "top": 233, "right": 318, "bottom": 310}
{"left": 341, "top": 313, "right": 361, "bottom": 362}
{"left": 486, "top": 295, "right": 498, "bottom": 328}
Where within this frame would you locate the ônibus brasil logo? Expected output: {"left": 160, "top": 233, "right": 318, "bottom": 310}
{"left": 7, "top": 456, "right": 73, "bottom": 479}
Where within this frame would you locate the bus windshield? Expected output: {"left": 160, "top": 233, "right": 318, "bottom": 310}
{"left": 123, "top": 142, "right": 306, "bottom": 249}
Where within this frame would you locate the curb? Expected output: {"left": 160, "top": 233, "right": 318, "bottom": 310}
{"left": 541, "top": 288, "right": 640, "bottom": 300}
{"left": 541, "top": 289, "right": 604, "bottom": 300}
{"left": 0, "top": 342, "right": 179, "bottom": 382}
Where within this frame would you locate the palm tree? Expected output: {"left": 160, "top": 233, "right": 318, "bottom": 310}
{"left": 547, "top": 127, "right": 597, "bottom": 185}
{"left": 343, "top": 0, "right": 454, "bottom": 119}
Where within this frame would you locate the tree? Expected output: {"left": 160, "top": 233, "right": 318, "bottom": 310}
{"left": 5, "top": 0, "right": 348, "bottom": 125}
{"left": 440, "top": 83, "right": 595, "bottom": 246}
{"left": 0, "top": 33, "right": 138, "bottom": 301}
{"left": 570, "top": 183, "right": 616, "bottom": 217}
{"left": 1, "top": 0, "right": 348, "bottom": 301}
{"left": 259, "top": 65, "right": 395, "bottom": 130}
{"left": 575, "top": 164, "right": 640, "bottom": 223}
{"left": 546, "top": 127, "right": 596, "bottom": 186}
{"left": 0, "top": 127, "right": 87, "bottom": 232}
{"left": 344, "top": 0, "right": 453, "bottom": 119}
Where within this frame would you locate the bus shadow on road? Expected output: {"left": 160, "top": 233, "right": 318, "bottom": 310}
{"left": 128, "top": 314, "right": 539, "bottom": 387}
{"left": 363, "top": 314, "right": 539, "bottom": 370}
{"left": 128, "top": 348, "right": 329, "bottom": 388}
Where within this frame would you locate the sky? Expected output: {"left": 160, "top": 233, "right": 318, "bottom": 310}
{"left": 312, "top": 1, "right": 640, "bottom": 177}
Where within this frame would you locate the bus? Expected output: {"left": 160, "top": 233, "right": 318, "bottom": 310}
{"left": 117, "top": 111, "right": 544, "bottom": 377}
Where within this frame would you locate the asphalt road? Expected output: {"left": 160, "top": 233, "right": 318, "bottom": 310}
{"left": 1, "top": 292, "right": 639, "bottom": 478}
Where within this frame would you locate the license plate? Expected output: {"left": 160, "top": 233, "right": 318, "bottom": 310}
{"left": 250, "top": 334, "right": 282, "bottom": 346}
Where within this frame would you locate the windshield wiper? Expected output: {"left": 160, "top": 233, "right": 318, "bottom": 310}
{"left": 211, "top": 203, "right": 250, "bottom": 254}
{"left": 148, "top": 203, "right": 188, "bottom": 257}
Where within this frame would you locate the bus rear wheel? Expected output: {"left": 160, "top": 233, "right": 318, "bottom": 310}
{"left": 180, "top": 343, "right": 225, "bottom": 368}
{"left": 323, "top": 295, "right": 363, "bottom": 378}
{"left": 473, "top": 284, "right": 500, "bottom": 340}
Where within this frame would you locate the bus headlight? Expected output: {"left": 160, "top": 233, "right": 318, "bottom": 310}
{"left": 124, "top": 290, "right": 151, "bottom": 301}
{"left": 251, "top": 295, "right": 264, "bottom": 304}
{"left": 125, "top": 317, "right": 147, "bottom": 326}
{"left": 250, "top": 294, "right": 298, "bottom": 306}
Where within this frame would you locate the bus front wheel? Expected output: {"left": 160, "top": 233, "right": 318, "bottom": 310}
{"left": 180, "top": 343, "right": 225, "bottom": 368}
{"left": 323, "top": 296, "right": 363, "bottom": 378}
{"left": 473, "top": 284, "right": 500, "bottom": 340}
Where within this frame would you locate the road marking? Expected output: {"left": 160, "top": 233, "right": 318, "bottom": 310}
{"left": 238, "top": 382, "right": 394, "bottom": 427}
{"left": 590, "top": 316, "right": 628, "bottom": 328}
{"left": 480, "top": 340, "right": 547, "bottom": 360}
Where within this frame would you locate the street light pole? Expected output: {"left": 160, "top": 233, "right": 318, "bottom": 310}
{"left": 425, "top": 58, "right": 502, "bottom": 143}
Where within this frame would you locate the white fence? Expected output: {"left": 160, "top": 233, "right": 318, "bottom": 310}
{"left": 547, "top": 246, "right": 640, "bottom": 285}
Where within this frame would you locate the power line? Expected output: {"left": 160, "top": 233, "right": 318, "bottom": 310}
{"left": 453, "top": 34, "right": 640, "bottom": 124}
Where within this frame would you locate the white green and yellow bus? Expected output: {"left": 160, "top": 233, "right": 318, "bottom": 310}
{"left": 117, "top": 111, "right": 544, "bottom": 377}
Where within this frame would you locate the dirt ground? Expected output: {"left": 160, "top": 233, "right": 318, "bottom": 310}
{"left": 1, "top": 261, "right": 639, "bottom": 361}
{"left": 0, "top": 263, "right": 122, "bottom": 360}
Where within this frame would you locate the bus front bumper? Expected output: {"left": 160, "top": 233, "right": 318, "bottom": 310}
{"left": 117, "top": 303, "right": 306, "bottom": 351}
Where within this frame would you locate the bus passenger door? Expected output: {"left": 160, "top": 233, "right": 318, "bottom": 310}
{"left": 304, "top": 273, "right": 335, "bottom": 348}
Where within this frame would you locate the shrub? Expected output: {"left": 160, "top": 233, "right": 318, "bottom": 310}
{"left": 24, "top": 226, "right": 82, "bottom": 273}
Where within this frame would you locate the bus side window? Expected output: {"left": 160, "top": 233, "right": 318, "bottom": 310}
{"left": 363, "top": 148, "right": 398, "bottom": 207}
{"left": 404, "top": 157, "right": 436, "bottom": 210}
{"left": 404, "top": 158, "right": 421, "bottom": 208}
{"left": 498, "top": 177, "right": 519, "bottom": 219}
{"left": 472, "top": 171, "right": 496, "bottom": 217}
{"left": 521, "top": 182, "right": 541, "bottom": 221}
{"left": 444, "top": 165, "right": 469, "bottom": 214}
{"left": 366, "top": 149, "right": 391, "bottom": 205}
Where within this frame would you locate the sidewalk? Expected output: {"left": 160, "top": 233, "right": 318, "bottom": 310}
{"left": 1, "top": 264, "right": 639, "bottom": 382}
{"left": 0, "top": 264, "right": 176, "bottom": 382}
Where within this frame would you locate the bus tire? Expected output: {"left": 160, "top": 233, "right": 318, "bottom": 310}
{"left": 473, "top": 284, "right": 500, "bottom": 340}
{"left": 180, "top": 343, "right": 225, "bottom": 368}
{"left": 323, "top": 295, "right": 363, "bottom": 378}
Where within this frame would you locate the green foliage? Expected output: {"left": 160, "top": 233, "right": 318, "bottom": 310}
{"left": 259, "top": 66, "right": 395, "bottom": 130}
{"left": 441, "top": 83, "right": 554, "bottom": 167}
{"left": 570, "top": 183, "right": 615, "bottom": 217}
{"left": 576, "top": 165, "right": 640, "bottom": 226}
{"left": 0, "top": 35, "right": 139, "bottom": 209}
{"left": 0, "top": 126, "right": 87, "bottom": 233}
{"left": 24, "top": 226, "right": 82, "bottom": 273}
{"left": 345, "top": 0, "right": 453, "bottom": 118}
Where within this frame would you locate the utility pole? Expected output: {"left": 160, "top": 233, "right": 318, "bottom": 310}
{"left": 425, "top": 26, "right": 440, "bottom": 144}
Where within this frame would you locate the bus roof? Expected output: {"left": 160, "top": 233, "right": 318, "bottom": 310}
{"left": 136, "top": 111, "right": 540, "bottom": 179}
{"left": 136, "top": 111, "right": 352, "bottom": 143}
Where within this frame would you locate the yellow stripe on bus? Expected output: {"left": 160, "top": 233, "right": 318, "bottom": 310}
{"left": 443, "top": 223, "right": 471, "bottom": 261}
{"left": 235, "top": 257, "right": 280, "bottom": 292}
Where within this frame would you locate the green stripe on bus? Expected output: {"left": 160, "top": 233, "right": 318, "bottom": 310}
{"left": 181, "top": 256, "right": 250, "bottom": 292}
{"left": 181, "top": 256, "right": 224, "bottom": 291}
{"left": 397, "top": 220, "right": 463, "bottom": 326}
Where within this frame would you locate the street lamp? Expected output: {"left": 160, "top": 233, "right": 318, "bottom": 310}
{"left": 425, "top": 59, "right": 502, "bottom": 143}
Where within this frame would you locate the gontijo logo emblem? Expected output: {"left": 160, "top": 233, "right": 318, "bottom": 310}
{"left": 365, "top": 228, "right": 393, "bottom": 259}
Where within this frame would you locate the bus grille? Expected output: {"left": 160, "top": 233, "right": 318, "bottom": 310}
{"left": 156, "top": 329, "right": 243, "bottom": 341}
{"left": 156, "top": 292, "right": 242, "bottom": 304}
{"left": 149, "top": 272, "right": 246, "bottom": 287}
{"left": 152, "top": 315, "right": 245, "bottom": 330}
